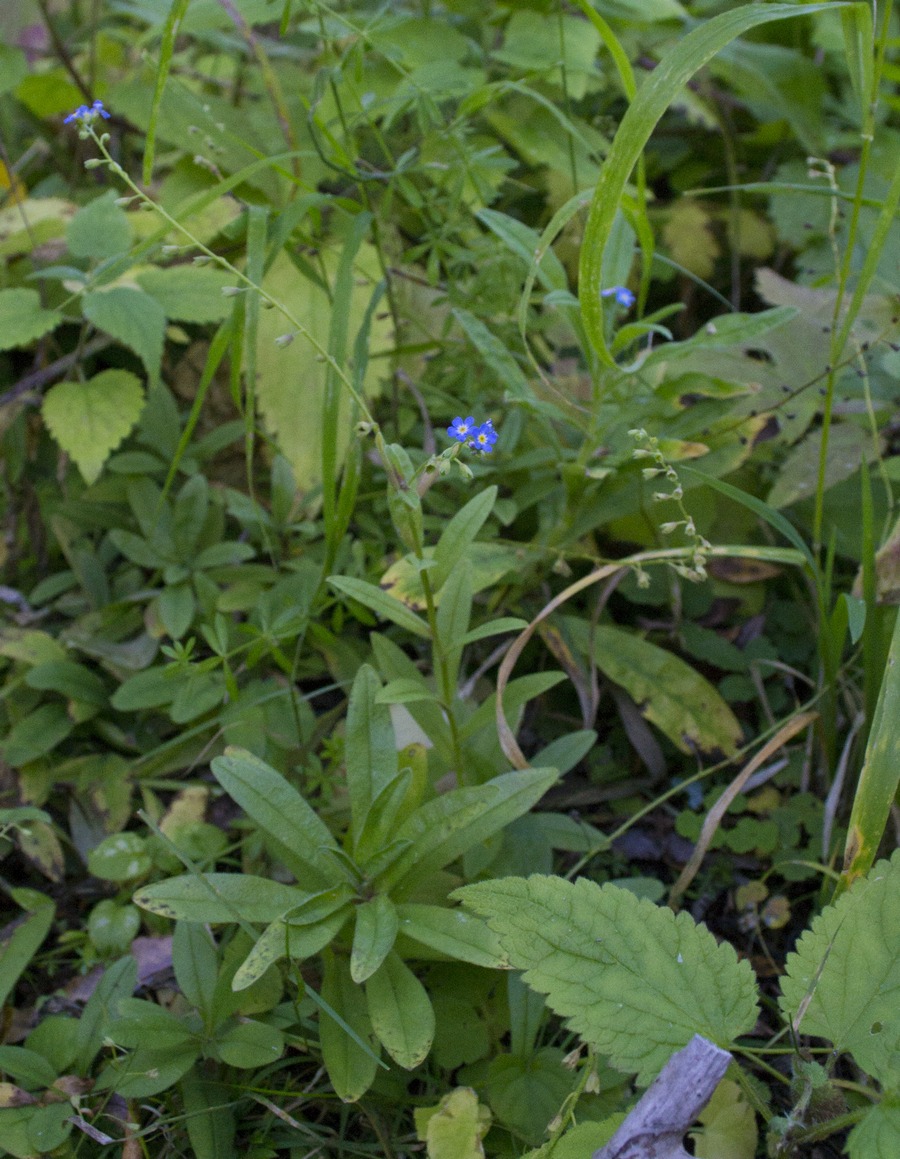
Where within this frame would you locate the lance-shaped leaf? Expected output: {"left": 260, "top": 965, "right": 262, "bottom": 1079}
{"left": 351, "top": 894, "right": 399, "bottom": 984}
{"left": 134, "top": 873, "right": 306, "bottom": 924}
{"left": 365, "top": 951, "right": 435, "bottom": 1069}
{"left": 211, "top": 747, "right": 345, "bottom": 888}
{"left": 383, "top": 768, "right": 558, "bottom": 895}
{"left": 396, "top": 904, "right": 506, "bottom": 968}
{"left": 320, "top": 951, "right": 381, "bottom": 1102}
{"left": 779, "top": 851, "right": 900, "bottom": 1086}
{"left": 455, "top": 875, "right": 758, "bottom": 1085}
{"left": 345, "top": 664, "right": 397, "bottom": 839}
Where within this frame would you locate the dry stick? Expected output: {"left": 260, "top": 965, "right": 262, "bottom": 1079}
{"left": 668, "top": 710, "right": 818, "bottom": 908}
{"left": 592, "top": 1034, "right": 731, "bottom": 1159}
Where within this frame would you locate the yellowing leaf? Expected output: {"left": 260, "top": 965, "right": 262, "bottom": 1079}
{"left": 414, "top": 1087, "right": 491, "bottom": 1159}
{"left": 690, "top": 1079, "right": 758, "bottom": 1159}
{"left": 254, "top": 248, "right": 389, "bottom": 491}
{"left": 663, "top": 201, "right": 720, "bottom": 279}
{"left": 42, "top": 370, "right": 145, "bottom": 485}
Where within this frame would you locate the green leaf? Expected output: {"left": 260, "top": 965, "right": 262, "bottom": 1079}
{"left": 0, "top": 1045, "right": 56, "bottom": 1090}
{"left": 328, "top": 575, "right": 431, "bottom": 639}
{"left": 0, "top": 895, "right": 54, "bottom": 1010}
{"left": 848, "top": 1102, "right": 900, "bottom": 1159}
{"left": 25, "top": 660, "right": 107, "bottom": 705}
{"left": 485, "top": 1048, "right": 574, "bottom": 1143}
{"left": 137, "top": 263, "right": 234, "bottom": 323}
{"left": 110, "top": 998, "right": 198, "bottom": 1051}
{"left": 214, "top": 1019, "right": 284, "bottom": 1069}
{"left": 2, "top": 703, "right": 72, "bottom": 766}
{"left": 320, "top": 951, "right": 380, "bottom": 1102}
{"left": 435, "top": 559, "right": 473, "bottom": 689}
{"left": 579, "top": 1, "right": 852, "bottom": 364}
{"left": 81, "top": 287, "right": 166, "bottom": 382}
{"left": 211, "top": 747, "right": 343, "bottom": 888}
{"left": 432, "top": 486, "right": 497, "bottom": 592}
{"left": 172, "top": 923, "right": 218, "bottom": 1023}
{"left": 455, "top": 874, "right": 759, "bottom": 1084}
{"left": 87, "top": 832, "right": 151, "bottom": 882}
{"left": 232, "top": 903, "right": 351, "bottom": 991}
{"left": 76, "top": 956, "right": 137, "bottom": 1073}
{"left": 0, "top": 288, "right": 61, "bottom": 352}
{"left": 365, "top": 951, "right": 435, "bottom": 1068}
{"left": 767, "top": 423, "right": 877, "bottom": 510}
{"left": 350, "top": 894, "right": 399, "bottom": 984}
{"left": 134, "top": 873, "right": 305, "bottom": 923}
{"left": 566, "top": 620, "right": 742, "bottom": 757}
{"left": 66, "top": 191, "right": 132, "bottom": 259}
{"left": 97, "top": 1044, "right": 198, "bottom": 1097}
{"left": 386, "top": 768, "right": 559, "bottom": 894}
{"left": 180, "top": 1071, "right": 235, "bottom": 1159}
{"left": 396, "top": 903, "right": 506, "bottom": 968}
{"left": 453, "top": 308, "right": 531, "bottom": 402}
{"left": 42, "top": 369, "right": 145, "bottom": 485}
{"left": 780, "top": 851, "right": 900, "bottom": 1085}
{"left": 346, "top": 665, "right": 397, "bottom": 838}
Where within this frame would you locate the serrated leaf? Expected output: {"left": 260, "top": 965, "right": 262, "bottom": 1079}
{"left": 351, "top": 894, "right": 399, "bottom": 983}
{"left": 365, "top": 951, "right": 435, "bottom": 1068}
{"left": 848, "top": 1102, "right": 900, "bottom": 1159}
{"left": 779, "top": 851, "right": 900, "bottom": 1085}
{"left": 82, "top": 287, "right": 165, "bottom": 381}
{"left": 134, "top": 873, "right": 305, "bottom": 923}
{"left": 455, "top": 875, "right": 759, "bottom": 1085}
{"left": 136, "top": 264, "right": 234, "bottom": 322}
{"left": 566, "top": 619, "right": 742, "bottom": 757}
{"left": 66, "top": 191, "right": 132, "bottom": 259}
{"left": 0, "top": 288, "right": 62, "bottom": 351}
{"left": 42, "top": 370, "right": 145, "bottom": 485}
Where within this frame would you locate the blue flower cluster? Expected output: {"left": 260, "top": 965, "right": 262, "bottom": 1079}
{"left": 447, "top": 416, "right": 498, "bottom": 454}
{"left": 601, "top": 286, "right": 636, "bottom": 309}
{"left": 63, "top": 100, "right": 111, "bottom": 125}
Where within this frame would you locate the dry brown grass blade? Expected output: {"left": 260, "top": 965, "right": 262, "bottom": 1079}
{"left": 668, "top": 710, "right": 818, "bottom": 908}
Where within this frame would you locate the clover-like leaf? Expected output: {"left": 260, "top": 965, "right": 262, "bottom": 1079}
{"left": 455, "top": 874, "right": 758, "bottom": 1085}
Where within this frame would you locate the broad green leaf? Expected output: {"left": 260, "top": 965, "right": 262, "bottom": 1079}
{"left": 432, "top": 486, "right": 497, "bottom": 592}
{"left": 414, "top": 1088, "right": 492, "bottom": 1159}
{"left": 396, "top": 903, "right": 506, "bottom": 968}
{"left": 254, "top": 249, "right": 388, "bottom": 491}
{"left": 97, "top": 1043, "right": 198, "bottom": 1097}
{"left": 848, "top": 1103, "right": 900, "bottom": 1159}
{"left": 350, "top": 894, "right": 399, "bottom": 984}
{"left": 386, "top": 768, "right": 558, "bottom": 895}
{"left": 0, "top": 894, "right": 54, "bottom": 1011}
{"left": 495, "top": 10, "right": 601, "bottom": 98}
{"left": 180, "top": 1071, "right": 235, "bottom": 1159}
{"left": 579, "top": 2, "right": 852, "bottom": 364}
{"left": 110, "top": 998, "right": 198, "bottom": 1051}
{"left": 76, "top": 956, "right": 137, "bottom": 1073}
{"left": 484, "top": 1048, "right": 574, "bottom": 1143}
{"left": 134, "top": 873, "right": 305, "bottom": 923}
{"left": 136, "top": 263, "right": 234, "bottom": 322}
{"left": 365, "top": 951, "right": 435, "bottom": 1068}
{"left": 42, "top": 369, "right": 145, "bottom": 485}
{"left": 767, "top": 423, "right": 878, "bottom": 509}
{"left": 214, "top": 1019, "right": 284, "bottom": 1069}
{"left": 172, "top": 923, "right": 218, "bottom": 1023}
{"left": 25, "top": 660, "right": 107, "bottom": 705}
{"left": 82, "top": 287, "right": 166, "bottom": 382}
{"left": 320, "top": 951, "right": 380, "bottom": 1102}
{"left": 690, "top": 1079, "right": 758, "bottom": 1159}
{"left": 455, "top": 875, "right": 759, "bottom": 1084}
{"left": 211, "top": 747, "right": 343, "bottom": 888}
{"left": 346, "top": 665, "right": 397, "bottom": 837}
{"left": 66, "top": 191, "right": 132, "bottom": 259}
{"left": 780, "top": 851, "right": 900, "bottom": 1085}
{"left": 0, "top": 288, "right": 61, "bottom": 352}
{"left": 87, "top": 832, "right": 151, "bottom": 882}
{"left": 566, "top": 619, "right": 741, "bottom": 757}
{"left": 0, "top": 1044, "right": 57, "bottom": 1089}
{"left": 328, "top": 575, "right": 431, "bottom": 639}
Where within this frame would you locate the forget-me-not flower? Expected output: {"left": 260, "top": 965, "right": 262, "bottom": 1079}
{"left": 469, "top": 420, "right": 498, "bottom": 454}
{"left": 601, "top": 286, "right": 636, "bottom": 309}
{"left": 447, "top": 416, "right": 476, "bottom": 443}
{"left": 64, "top": 100, "right": 111, "bottom": 125}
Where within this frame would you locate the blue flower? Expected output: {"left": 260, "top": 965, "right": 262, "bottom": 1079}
{"left": 64, "top": 100, "right": 111, "bottom": 125}
{"left": 601, "top": 286, "right": 635, "bottom": 309}
{"left": 447, "top": 416, "right": 476, "bottom": 443}
{"left": 469, "top": 420, "right": 498, "bottom": 454}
